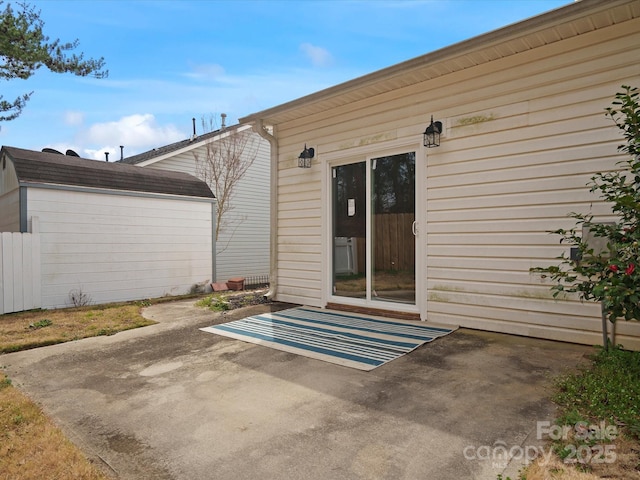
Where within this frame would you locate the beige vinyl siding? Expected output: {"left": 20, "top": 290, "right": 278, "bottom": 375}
{"left": 28, "top": 188, "right": 213, "bottom": 309}
{"left": 272, "top": 16, "right": 640, "bottom": 346}
{"left": 423, "top": 20, "right": 640, "bottom": 347}
{"left": 275, "top": 162, "right": 323, "bottom": 306}
{"left": 144, "top": 135, "right": 270, "bottom": 282}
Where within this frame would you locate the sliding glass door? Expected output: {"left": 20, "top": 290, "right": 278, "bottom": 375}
{"left": 332, "top": 152, "right": 416, "bottom": 305}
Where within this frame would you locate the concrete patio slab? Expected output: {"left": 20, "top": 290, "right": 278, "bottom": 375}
{"left": 1, "top": 299, "right": 591, "bottom": 480}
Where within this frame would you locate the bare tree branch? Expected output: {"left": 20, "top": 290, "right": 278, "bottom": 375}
{"left": 193, "top": 115, "right": 259, "bottom": 248}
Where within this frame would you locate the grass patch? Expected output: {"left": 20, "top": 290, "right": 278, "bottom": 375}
{"left": 553, "top": 346, "right": 640, "bottom": 435}
{"left": 0, "top": 371, "right": 109, "bottom": 479}
{"left": 511, "top": 345, "right": 640, "bottom": 480}
{"left": 0, "top": 301, "right": 158, "bottom": 354}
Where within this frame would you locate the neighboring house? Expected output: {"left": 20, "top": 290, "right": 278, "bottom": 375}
{"left": 0, "top": 146, "right": 215, "bottom": 311}
{"left": 240, "top": 0, "right": 640, "bottom": 349}
{"left": 120, "top": 122, "right": 270, "bottom": 284}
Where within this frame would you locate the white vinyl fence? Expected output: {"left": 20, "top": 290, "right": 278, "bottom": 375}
{"left": 0, "top": 231, "right": 41, "bottom": 314}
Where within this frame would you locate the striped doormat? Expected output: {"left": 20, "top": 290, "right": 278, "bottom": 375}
{"left": 200, "top": 307, "right": 457, "bottom": 371}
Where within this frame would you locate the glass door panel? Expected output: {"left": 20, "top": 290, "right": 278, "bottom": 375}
{"left": 371, "top": 153, "right": 415, "bottom": 304}
{"left": 332, "top": 162, "right": 367, "bottom": 298}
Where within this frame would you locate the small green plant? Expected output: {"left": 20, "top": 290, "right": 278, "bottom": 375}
{"left": 196, "top": 294, "right": 230, "bottom": 311}
{"left": 629, "top": 421, "right": 640, "bottom": 440}
{"left": 196, "top": 289, "right": 270, "bottom": 312}
{"left": 28, "top": 319, "right": 52, "bottom": 330}
{"left": 12, "top": 413, "right": 26, "bottom": 425}
{"left": 554, "top": 408, "right": 587, "bottom": 428}
{"left": 496, "top": 470, "right": 526, "bottom": 480}
{"left": 211, "top": 296, "right": 230, "bottom": 311}
{"left": 0, "top": 376, "right": 12, "bottom": 389}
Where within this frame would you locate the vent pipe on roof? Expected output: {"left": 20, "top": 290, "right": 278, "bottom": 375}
{"left": 120, "top": 146, "right": 124, "bottom": 160}
{"left": 221, "top": 113, "right": 227, "bottom": 129}
{"left": 105, "top": 152, "right": 109, "bottom": 162}
{"left": 191, "top": 117, "right": 197, "bottom": 141}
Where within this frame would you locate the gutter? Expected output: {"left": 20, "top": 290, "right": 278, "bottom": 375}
{"left": 252, "top": 119, "right": 278, "bottom": 300}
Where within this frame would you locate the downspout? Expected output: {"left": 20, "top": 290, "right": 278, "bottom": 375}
{"left": 252, "top": 119, "right": 278, "bottom": 300}
{"left": 212, "top": 200, "right": 217, "bottom": 283}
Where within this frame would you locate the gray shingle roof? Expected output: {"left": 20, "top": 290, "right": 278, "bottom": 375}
{"left": 119, "top": 129, "right": 223, "bottom": 165}
{"left": 2, "top": 146, "right": 215, "bottom": 199}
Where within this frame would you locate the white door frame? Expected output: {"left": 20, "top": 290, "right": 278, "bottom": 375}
{"left": 321, "top": 138, "right": 426, "bottom": 319}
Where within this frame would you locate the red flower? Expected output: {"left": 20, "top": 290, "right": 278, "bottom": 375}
{"left": 626, "top": 264, "right": 635, "bottom": 275}
{"left": 609, "top": 265, "right": 619, "bottom": 273}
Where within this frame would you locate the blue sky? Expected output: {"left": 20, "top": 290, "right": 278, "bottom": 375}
{"left": 1, "top": 0, "right": 571, "bottom": 160}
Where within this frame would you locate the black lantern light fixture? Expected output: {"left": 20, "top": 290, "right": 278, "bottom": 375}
{"left": 423, "top": 116, "right": 442, "bottom": 148}
{"left": 298, "top": 144, "right": 315, "bottom": 168}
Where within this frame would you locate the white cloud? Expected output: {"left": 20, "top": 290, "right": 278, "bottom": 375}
{"left": 80, "top": 113, "right": 186, "bottom": 160}
{"left": 300, "top": 43, "right": 333, "bottom": 67}
{"left": 64, "top": 111, "right": 84, "bottom": 126}
{"left": 184, "top": 62, "right": 226, "bottom": 81}
{"left": 84, "top": 147, "right": 122, "bottom": 162}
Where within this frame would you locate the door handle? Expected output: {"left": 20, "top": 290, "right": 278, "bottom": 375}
{"left": 412, "top": 221, "right": 417, "bottom": 236}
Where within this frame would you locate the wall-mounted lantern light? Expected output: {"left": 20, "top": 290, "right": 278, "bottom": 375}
{"left": 298, "top": 144, "right": 315, "bottom": 168}
{"left": 423, "top": 116, "right": 442, "bottom": 148}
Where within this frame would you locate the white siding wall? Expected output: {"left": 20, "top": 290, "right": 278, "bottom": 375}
{"left": 145, "top": 134, "right": 270, "bottom": 282}
{"left": 273, "top": 17, "right": 640, "bottom": 347}
{"left": 27, "top": 188, "right": 213, "bottom": 309}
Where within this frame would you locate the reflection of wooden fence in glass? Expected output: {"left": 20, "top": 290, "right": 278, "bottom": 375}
{"left": 351, "top": 213, "right": 414, "bottom": 274}
{"left": 374, "top": 213, "right": 414, "bottom": 271}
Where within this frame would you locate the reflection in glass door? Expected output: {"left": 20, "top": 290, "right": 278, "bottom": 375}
{"left": 332, "top": 152, "right": 415, "bottom": 305}
{"left": 371, "top": 152, "right": 415, "bottom": 304}
{"left": 332, "top": 162, "right": 367, "bottom": 299}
